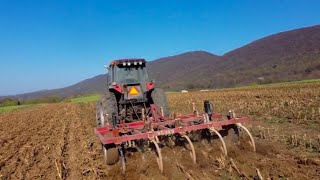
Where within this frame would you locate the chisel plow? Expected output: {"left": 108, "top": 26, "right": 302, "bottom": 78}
{"left": 94, "top": 100, "right": 255, "bottom": 174}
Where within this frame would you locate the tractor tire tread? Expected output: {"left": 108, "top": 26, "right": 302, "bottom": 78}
{"left": 99, "top": 91, "right": 118, "bottom": 126}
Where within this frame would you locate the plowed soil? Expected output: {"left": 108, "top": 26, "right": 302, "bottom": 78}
{"left": 0, "top": 103, "right": 319, "bottom": 179}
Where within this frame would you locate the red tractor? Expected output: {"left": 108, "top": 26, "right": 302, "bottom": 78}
{"left": 96, "top": 58, "right": 169, "bottom": 164}
{"left": 95, "top": 58, "right": 256, "bottom": 174}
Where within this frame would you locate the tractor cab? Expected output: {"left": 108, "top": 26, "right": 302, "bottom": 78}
{"left": 106, "top": 58, "right": 155, "bottom": 103}
{"left": 108, "top": 58, "right": 149, "bottom": 85}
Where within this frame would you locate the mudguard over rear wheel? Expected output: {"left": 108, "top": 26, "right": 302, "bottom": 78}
{"left": 151, "top": 88, "right": 170, "bottom": 117}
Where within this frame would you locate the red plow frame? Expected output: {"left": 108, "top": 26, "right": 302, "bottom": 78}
{"left": 94, "top": 104, "right": 256, "bottom": 174}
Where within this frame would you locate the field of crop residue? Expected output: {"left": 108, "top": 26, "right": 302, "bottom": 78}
{"left": 1, "top": 82, "right": 320, "bottom": 179}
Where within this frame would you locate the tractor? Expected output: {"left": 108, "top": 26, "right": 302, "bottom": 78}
{"left": 96, "top": 58, "right": 169, "bottom": 165}
{"left": 95, "top": 58, "right": 256, "bottom": 174}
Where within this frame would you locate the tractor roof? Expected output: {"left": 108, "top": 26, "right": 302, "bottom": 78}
{"left": 110, "top": 58, "right": 146, "bottom": 66}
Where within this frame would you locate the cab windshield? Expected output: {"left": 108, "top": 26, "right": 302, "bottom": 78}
{"left": 115, "top": 64, "right": 149, "bottom": 84}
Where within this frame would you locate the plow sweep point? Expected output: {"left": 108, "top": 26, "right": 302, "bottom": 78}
{"left": 236, "top": 123, "right": 256, "bottom": 152}
{"left": 119, "top": 147, "right": 126, "bottom": 175}
{"left": 150, "top": 139, "right": 163, "bottom": 173}
{"left": 209, "top": 128, "right": 228, "bottom": 156}
{"left": 182, "top": 135, "right": 196, "bottom": 164}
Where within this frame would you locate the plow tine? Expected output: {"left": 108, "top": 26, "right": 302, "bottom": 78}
{"left": 150, "top": 139, "right": 163, "bottom": 173}
{"left": 236, "top": 123, "right": 256, "bottom": 152}
{"left": 209, "top": 128, "right": 228, "bottom": 156}
{"left": 155, "top": 136, "right": 160, "bottom": 143}
{"left": 182, "top": 135, "right": 196, "bottom": 164}
{"left": 119, "top": 146, "right": 126, "bottom": 175}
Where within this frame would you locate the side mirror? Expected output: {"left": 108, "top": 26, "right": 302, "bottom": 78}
{"left": 104, "top": 65, "right": 110, "bottom": 72}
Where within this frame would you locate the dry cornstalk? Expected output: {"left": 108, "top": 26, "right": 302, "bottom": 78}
{"left": 62, "top": 161, "right": 67, "bottom": 169}
{"left": 256, "top": 168, "right": 263, "bottom": 180}
{"left": 216, "top": 154, "right": 226, "bottom": 169}
{"left": 176, "top": 162, "right": 195, "bottom": 180}
{"left": 82, "top": 169, "right": 91, "bottom": 175}
{"left": 54, "top": 158, "right": 62, "bottom": 180}
{"left": 230, "top": 158, "right": 241, "bottom": 175}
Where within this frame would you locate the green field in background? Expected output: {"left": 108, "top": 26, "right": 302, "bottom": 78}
{"left": 166, "top": 78, "right": 320, "bottom": 93}
{"left": 0, "top": 105, "right": 33, "bottom": 113}
{"left": 71, "top": 95, "right": 100, "bottom": 103}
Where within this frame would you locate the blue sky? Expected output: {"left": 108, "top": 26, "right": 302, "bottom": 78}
{"left": 0, "top": 0, "right": 319, "bottom": 95}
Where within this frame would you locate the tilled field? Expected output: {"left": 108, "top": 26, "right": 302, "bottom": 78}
{"left": 0, "top": 102, "right": 319, "bottom": 179}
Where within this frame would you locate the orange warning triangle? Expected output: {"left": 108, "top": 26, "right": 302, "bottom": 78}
{"left": 129, "top": 86, "right": 139, "bottom": 95}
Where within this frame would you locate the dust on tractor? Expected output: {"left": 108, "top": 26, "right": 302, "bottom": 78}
{"left": 95, "top": 58, "right": 256, "bottom": 174}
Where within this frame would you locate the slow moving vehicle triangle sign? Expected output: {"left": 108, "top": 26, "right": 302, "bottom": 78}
{"left": 129, "top": 86, "right": 139, "bottom": 95}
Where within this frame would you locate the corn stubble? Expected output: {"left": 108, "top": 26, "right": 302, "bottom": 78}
{"left": 167, "top": 82, "right": 320, "bottom": 151}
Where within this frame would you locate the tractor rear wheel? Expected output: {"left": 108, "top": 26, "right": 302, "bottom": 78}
{"left": 99, "top": 92, "right": 119, "bottom": 165}
{"left": 151, "top": 88, "right": 170, "bottom": 117}
{"left": 96, "top": 102, "right": 103, "bottom": 126}
{"left": 99, "top": 91, "right": 118, "bottom": 126}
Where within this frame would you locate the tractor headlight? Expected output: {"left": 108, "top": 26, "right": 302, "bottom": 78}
{"left": 128, "top": 62, "right": 131, "bottom": 66}
{"left": 139, "top": 61, "right": 142, "bottom": 65}
{"left": 123, "top": 62, "right": 126, "bottom": 66}
{"left": 134, "top": 61, "right": 137, "bottom": 65}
